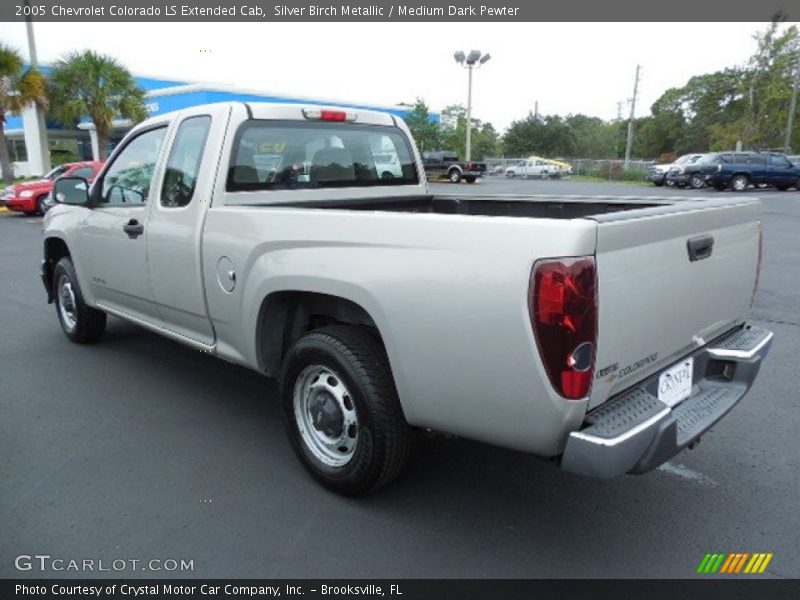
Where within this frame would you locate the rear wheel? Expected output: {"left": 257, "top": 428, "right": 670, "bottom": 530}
{"left": 731, "top": 174, "right": 749, "bottom": 192}
{"left": 506, "top": 171, "right": 515, "bottom": 178}
{"left": 281, "top": 325, "right": 411, "bottom": 495}
{"left": 448, "top": 169, "right": 461, "bottom": 183}
{"left": 689, "top": 173, "right": 705, "bottom": 189}
{"left": 776, "top": 185, "right": 790, "bottom": 191}
{"left": 53, "top": 257, "right": 106, "bottom": 343}
{"left": 465, "top": 176, "right": 476, "bottom": 184}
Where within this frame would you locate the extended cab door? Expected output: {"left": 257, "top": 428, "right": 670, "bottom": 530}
{"left": 77, "top": 125, "right": 168, "bottom": 323}
{"left": 144, "top": 106, "right": 230, "bottom": 345}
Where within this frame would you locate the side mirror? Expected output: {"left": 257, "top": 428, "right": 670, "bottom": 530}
{"left": 53, "top": 177, "right": 90, "bottom": 206}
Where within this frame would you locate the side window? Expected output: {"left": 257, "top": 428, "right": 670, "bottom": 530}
{"left": 71, "top": 166, "right": 94, "bottom": 179}
{"left": 749, "top": 155, "right": 766, "bottom": 166}
{"left": 161, "top": 116, "right": 211, "bottom": 207}
{"left": 100, "top": 127, "right": 167, "bottom": 206}
{"left": 769, "top": 155, "right": 791, "bottom": 168}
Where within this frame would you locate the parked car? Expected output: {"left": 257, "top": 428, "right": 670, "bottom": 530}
{"left": 506, "top": 156, "right": 571, "bottom": 179}
{"left": 648, "top": 154, "right": 703, "bottom": 187}
{"left": 5, "top": 161, "right": 104, "bottom": 215}
{"left": 664, "top": 154, "right": 721, "bottom": 189}
{"left": 44, "top": 101, "right": 771, "bottom": 494}
{"left": 708, "top": 152, "right": 800, "bottom": 192}
{"left": 423, "top": 151, "right": 486, "bottom": 183}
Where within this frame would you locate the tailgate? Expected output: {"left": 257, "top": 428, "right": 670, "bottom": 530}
{"left": 588, "top": 198, "right": 762, "bottom": 409}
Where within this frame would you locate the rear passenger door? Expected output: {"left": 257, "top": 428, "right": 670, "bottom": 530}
{"left": 766, "top": 154, "right": 796, "bottom": 187}
{"left": 145, "top": 106, "right": 230, "bottom": 346}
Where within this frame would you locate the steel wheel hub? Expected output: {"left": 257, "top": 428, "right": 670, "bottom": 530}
{"left": 294, "top": 365, "right": 359, "bottom": 467}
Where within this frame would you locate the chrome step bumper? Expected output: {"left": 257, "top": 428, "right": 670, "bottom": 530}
{"left": 561, "top": 324, "right": 773, "bottom": 478}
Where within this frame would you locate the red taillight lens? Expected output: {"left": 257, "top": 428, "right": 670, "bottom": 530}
{"left": 751, "top": 221, "right": 763, "bottom": 308}
{"left": 530, "top": 257, "right": 597, "bottom": 399}
{"left": 320, "top": 110, "right": 347, "bottom": 121}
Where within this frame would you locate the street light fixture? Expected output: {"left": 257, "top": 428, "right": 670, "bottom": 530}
{"left": 454, "top": 49, "right": 491, "bottom": 161}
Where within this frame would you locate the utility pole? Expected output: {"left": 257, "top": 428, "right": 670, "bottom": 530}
{"left": 534, "top": 100, "right": 539, "bottom": 120}
{"left": 624, "top": 65, "right": 641, "bottom": 169}
{"left": 784, "top": 49, "right": 800, "bottom": 154}
{"left": 616, "top": 101, "right": 624, "bottom": 121}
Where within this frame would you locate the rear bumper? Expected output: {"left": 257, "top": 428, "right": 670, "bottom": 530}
{"left": 560, "top": 324, "right": 773, "bottom": 478}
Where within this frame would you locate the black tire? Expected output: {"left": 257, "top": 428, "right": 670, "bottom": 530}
{"left": 448, "top": 169, "right": 461, "bottom": 183}
{"left": 731, "top": 174, "right": 749, "bottom": 192}
{"left": 652, "top": 180, "right": 665, "bottom": 187}
{"left": 796, "top": 176, "right": 800, "bottom": 191}
{"left": 53, "top": 257, "right": 106, "bottom": 343}
{"left": 689, "top": 173, "right": 705, "bottom": 189}
{"left": 465, "top": 176, "right": 476, "bottom": 184}
{"left": 506, "top": 171, "right": 515, "bottom": 178}
{"left": 37, "top": 195, "right": 48, "bottom": 215}
{"left": 776, "top": 185, "right": 790, "bottom": 191}
{"left": 281, "top": 325, "right": 411, "bottom": 495}
{"left": 381, "top": 171, "right": 394, "bottom": 180}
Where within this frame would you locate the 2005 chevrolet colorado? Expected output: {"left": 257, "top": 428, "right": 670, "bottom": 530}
{"left": 42, "top": 102, "right": 772, "bottom": 494}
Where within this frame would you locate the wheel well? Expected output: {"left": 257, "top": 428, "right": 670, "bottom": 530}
{"left": 256, "top": 291, "right": 381, "bottom": 377}
{"left": 43, "top": 238, "right": 71, "bottom": 302}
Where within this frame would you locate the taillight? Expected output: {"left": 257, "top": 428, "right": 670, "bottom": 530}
{"left": 751, "top": 221, "right": 763, "bottom": 307}
{"left": 529, "top": 257, "right": 597, "bottom": 399}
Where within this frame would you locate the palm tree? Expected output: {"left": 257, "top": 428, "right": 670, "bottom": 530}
{"left": 48, "top": 50, "right": 147, "bottom": 160}
{"left": 0, "top": 44, "right": 49, "bottom": 186}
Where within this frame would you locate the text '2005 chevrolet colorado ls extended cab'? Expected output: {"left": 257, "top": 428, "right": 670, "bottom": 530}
{"left": 42, "top": 102, "right": 772, "bottom": 495}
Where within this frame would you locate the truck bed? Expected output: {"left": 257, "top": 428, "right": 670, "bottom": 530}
{"left": 269, "top": 194, "right": 669, "bottom": 219}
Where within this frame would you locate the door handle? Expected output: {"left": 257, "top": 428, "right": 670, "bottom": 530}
{"left": 687, "top": 234, "right": 714, "bottom": 262}
{"left": 123, "top": 219, "right": 144, "bottom": 239}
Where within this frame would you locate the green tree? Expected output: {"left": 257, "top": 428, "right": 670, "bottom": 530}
{"left": 0, "top": 44, "right": 49, "bottom": 185}
{"left": 402, "top": 98, "right": 440, "bottom": 153}
{"left": 502, "top": 113, "right": 577, "bottom": 157}
{"left": 716, "top": 22, "right": 800, "bottom": 149}
{"left": 48, "top": 50, "right": 147, "bottom": 160}
{"left": 471, "top": 122, "right": 500, "bottom": 160}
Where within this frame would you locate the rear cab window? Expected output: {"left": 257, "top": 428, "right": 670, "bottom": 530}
{"left": 227, "top": 121, "right": 419, "bottom": 192}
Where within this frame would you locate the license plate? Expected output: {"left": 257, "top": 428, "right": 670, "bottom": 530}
{"left": 657, "top": 358, "right": 694, "bottom": 408}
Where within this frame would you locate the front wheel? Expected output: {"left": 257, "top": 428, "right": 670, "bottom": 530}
{"left": 281, "top": 325, "right": 411, "bottom": 495}
{"left": 53, "top": 257, "right": 106, "bottom": 343}
{"left": 689, "top": 173, "right": 705, "bottom": 189}
{"left": 731, "top": 174, "right": 749, "bottom": 192}
{"left": 448, "top": 169, "right": 462, "bottom": 183}
{"left": 37, "top": 195, "right": 48, "bottom": 215}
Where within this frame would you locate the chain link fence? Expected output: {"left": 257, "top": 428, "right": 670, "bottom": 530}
{"left": 485, "top": 157, "right": 655, "bottom": 182}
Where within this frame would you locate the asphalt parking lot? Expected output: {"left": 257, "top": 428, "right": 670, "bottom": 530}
{"left": 1, "top": 178, "right": 798, "bottom": 579}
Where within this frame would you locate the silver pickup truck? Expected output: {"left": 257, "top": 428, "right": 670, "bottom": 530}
{"left": 42, "top": 102, "right": 772, "bottom": 495}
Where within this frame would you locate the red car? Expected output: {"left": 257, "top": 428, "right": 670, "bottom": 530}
{"left": 5, "top": 161, "right": 104, "bottom": 215}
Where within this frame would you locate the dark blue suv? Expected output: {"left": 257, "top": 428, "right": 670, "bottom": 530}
{"left": 709, "top": 152, "right": 800, "bottom": 191}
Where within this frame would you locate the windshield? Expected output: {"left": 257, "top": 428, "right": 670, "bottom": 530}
{"left": 227, "top": 121, "right": 419, "bottom": 191}
{"left": 44, "top": 165, "right": 69, "bottom": 180}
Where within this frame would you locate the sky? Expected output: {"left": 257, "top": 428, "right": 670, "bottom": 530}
{"left": 0, "top": 21, "right": 780, "bottom": 132}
